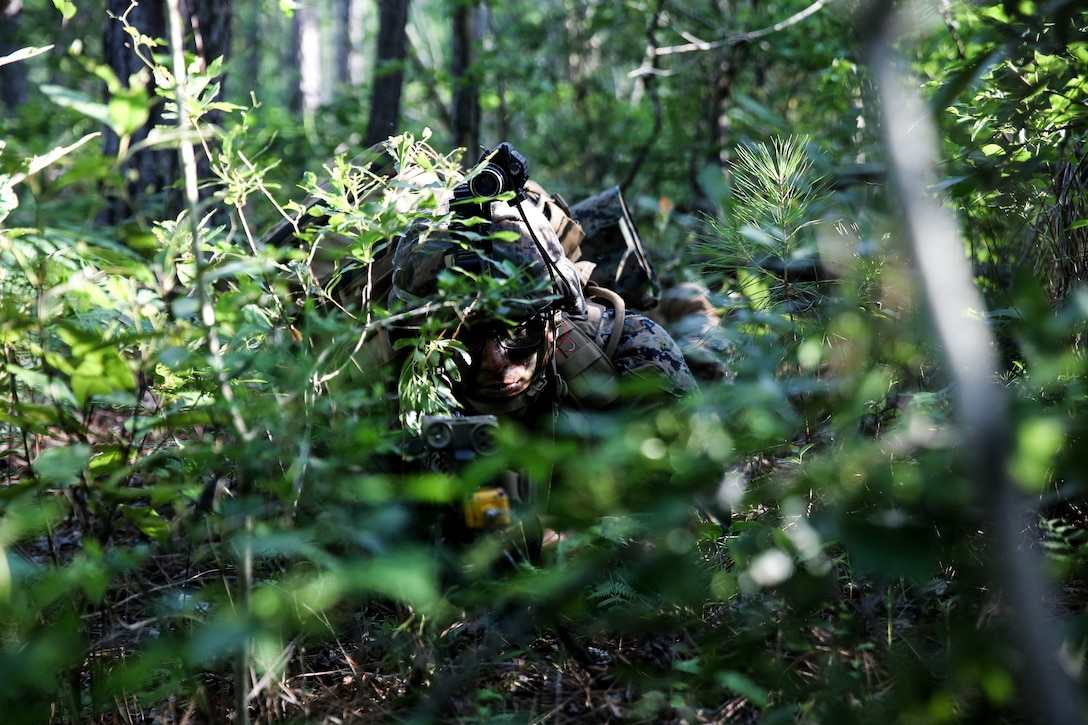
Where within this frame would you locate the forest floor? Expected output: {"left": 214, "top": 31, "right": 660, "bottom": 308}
{"left": 9, "top": 416, "right": 1087, "bottom": 724}
{"left": 27, "top": 482, "right": 999, "bottom": 725}
{"left": 16, "top": 500, "right": 769, "bottom": 724}
{"left": 15, "top": 493, "right": 1088, "bottom": 723}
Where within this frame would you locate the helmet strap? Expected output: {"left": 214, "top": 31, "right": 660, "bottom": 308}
{"left": 463, "top": 374, "right": 551, "bottom": 416}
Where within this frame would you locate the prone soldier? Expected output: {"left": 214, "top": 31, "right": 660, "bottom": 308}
{"left": 378, "top": 143, "right": 698, "bottom": 560}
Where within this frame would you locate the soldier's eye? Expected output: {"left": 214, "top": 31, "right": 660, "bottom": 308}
{"left": 501, "top": 319, "right": 543, "bottom": 350}
{"left": 458, "top": 316, "right": 544, "bottom": 353}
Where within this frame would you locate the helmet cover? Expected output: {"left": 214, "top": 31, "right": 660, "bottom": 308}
{"left": 388, "top": 198, "right": 587, "bottom": 326}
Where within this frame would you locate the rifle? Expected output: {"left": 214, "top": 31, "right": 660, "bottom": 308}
{"left": 410, "top": 414, "right": 512, "bottom": 531}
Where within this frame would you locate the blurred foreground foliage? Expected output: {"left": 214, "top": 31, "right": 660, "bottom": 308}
{"left": 1, "top": 2, "right": 1087, "bottom": 723}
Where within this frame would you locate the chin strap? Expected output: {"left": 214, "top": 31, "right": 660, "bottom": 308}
{"left": 462, "top": 374, "right": 551, "bottom": 416}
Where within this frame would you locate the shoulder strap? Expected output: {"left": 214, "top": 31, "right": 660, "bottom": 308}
{"left": 552, "top": 282, "right": 629, "bottom": 408}
{"left": 583, "top": 282, "right": 626, "bottom": 359}
{"left": 553, "top": 315, "right": 618, "bottom": 409}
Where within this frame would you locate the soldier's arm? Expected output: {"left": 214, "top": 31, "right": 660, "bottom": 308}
{"left": 607, "top": 312, "right": 698, "bottom": 398}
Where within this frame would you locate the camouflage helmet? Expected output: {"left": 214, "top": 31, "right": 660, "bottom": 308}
{"left": 388, "top": 197, "right": 587, "bottom": 324}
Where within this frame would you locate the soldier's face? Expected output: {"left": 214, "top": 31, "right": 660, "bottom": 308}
{"left": 455, "top": 317, "right": 548, "bottom": 400}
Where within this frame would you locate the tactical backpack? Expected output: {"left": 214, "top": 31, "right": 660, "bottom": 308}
{"left": 523, "top": 179, "right": 660, "bottom": 312}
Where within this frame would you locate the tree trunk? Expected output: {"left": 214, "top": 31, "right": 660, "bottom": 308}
{"left": 364, "top": 0, "right": 411, "bottom": 147}
{"left": 188, "top": 0, "right": 233, "bottom": 229}
{"left": 297, "top": 1, "right": 323, "bottom": 116}
{"left": 450, "top": 1, "right": 480, "bottom": 155}
{"left": 0, "top": 0, "right": 26, "bottom": 114}
{"left": 333, "top": 0, "right": 351, "bottom": 89}
{"left": 349, "top": 0, "right": 366, "bottom": 86}
{"left": 99, "top": 0, "right": 175, "bottom": 226}
{"left": 189, "top": 1, "right": 233, "bottom": 99}
{"left": 98, "top": 0, "right": 233, "bottom": 228}
{"left": 284, "top": 6, "right": 302, "bottom": 113}
{"left": 239, "top": 0, "right": 262, "bottom": 96}
{"left": 691, "top": 0, "right": 743, "bottom": 213}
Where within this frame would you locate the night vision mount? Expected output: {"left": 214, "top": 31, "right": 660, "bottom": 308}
{"left": 450, "top": 142, "right": 530, "bottom": 239}
{"left": 444, "top": 141, "right": 573, "bottom": 313}
{"left": 466, "top": 142, "right": 529, "bottom": 199}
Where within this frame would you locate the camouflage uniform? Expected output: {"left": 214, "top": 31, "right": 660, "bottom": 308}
{"left": 589, "top": 309, "right": 697, "bottom": 399}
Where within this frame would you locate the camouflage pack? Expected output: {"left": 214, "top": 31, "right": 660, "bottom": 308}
{"left": 259, "top": 140, "right": 462, "bottom": 316}
{"left": 524, "top": 182, "right": 661, "bottom": 312}
{"left": 569, "top": 187, "right": 661, "bottom": 311}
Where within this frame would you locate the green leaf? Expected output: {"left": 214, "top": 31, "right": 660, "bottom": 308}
{"left": 733, "top": 92, "right": 787, "bottom": 132}
{"left": 491, "top": 230, "right": 521, "bottom": 243}
{"left": 120, "top": 505, "right": 171, "bottom": 545}
{"left": 87, "top": 445, "right": 127, "bottom": 477}
{"left": 0, "top": 544, "right": 10, "bottom": 603}
{"left": 4, "top": 131, "right": 100, "bottom": 187}
{"left": 33, "top": 444, "right": 91, "bottom": 485}
{"left": 0, "top": 174, "right": 17, "bottom": 223}
{"left": 107, "top": 87, "right": 151, "bottom": 137}
{"left": 348, "top": 551, "right": 442, "bottom": 609}
{"left": 930, "top": 49, "right": 1002, "bottom": 112}
{"left": 0, "top": 45, "right": 54, "bottom": 68}
{"left": 405, "top": 473, "right": 459, "bottom": 503}
{"left": 673, "top": 658, "right": 703, "bottom": 674}
{"left": 716, "top": 671, "right": 770, "bottom": 707}
{"left": 40, "top": 84, "right": 112, "bottom": 127}
{"left": 51, "top": 0, "right": 77, "bottom": 21}
{"left": 4, "top": 364, "right": 79, "bottom": 407}
{"left": 70, "top": 347, "right": 137, "bottom": 405}
{"left": 1010, "top": 416, "right": 1065, "bottom": 492}
{"left": 54, "top": 326, "right": 137, "bottom": 405}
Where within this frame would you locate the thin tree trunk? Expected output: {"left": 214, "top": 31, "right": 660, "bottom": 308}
{"left": 349, "top": 0, "right": 366, "bottom": 86}
{"left": 188, "top": 0, "right": 233, "bottom": 230}
{"left": 100, "top": 0, "right": 177, "bottom": 226}
{"left": 240, "top": 0, "right": 262, "bottom": 93}
{"left": 297, "top": 2, "right": 323, "bottom": 116}
{"left": 450, "top": 1, "right": 480, "bottom": 154}
{"left": 0, "top": 0, "right": 26, "bottom": 113}
{"left": 99, "top": 0, "right": 233, "bottom": 228}
{"left": 333, "top": 0, "right": 351, "bottom": 89}
{"left": 190, "top": 1, "right": 233, "bottom": 99}
{"left": 364, "top": 0, "right": 411, "bottom": 147}
{"left": 285, "top": 6, "right": 302, "bottom": 113}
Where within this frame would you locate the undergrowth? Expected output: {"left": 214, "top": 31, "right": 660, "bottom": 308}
{"left": 0, "top": 9, "right": 1086, "bottom": 725}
